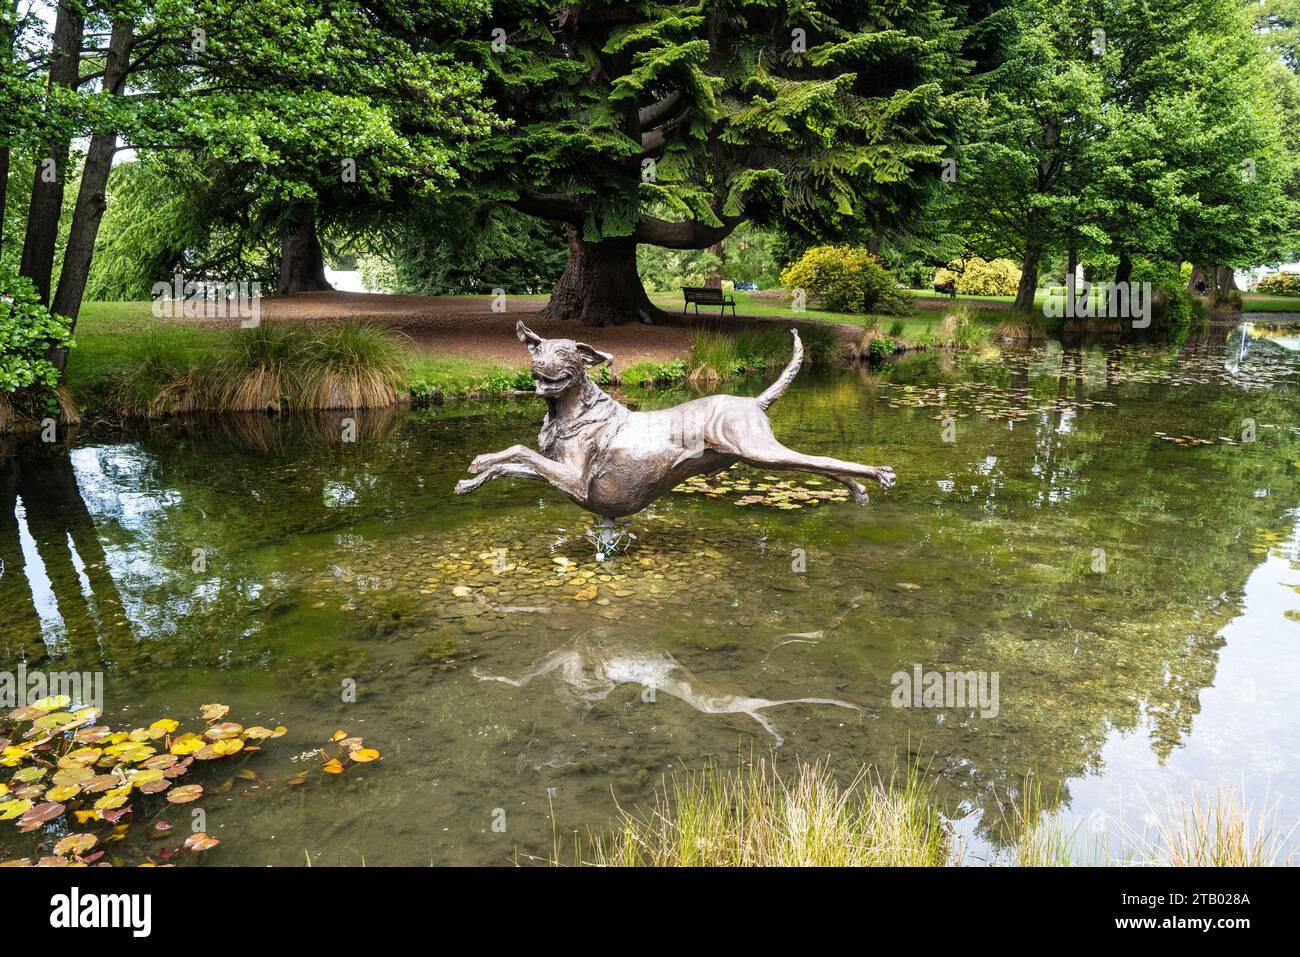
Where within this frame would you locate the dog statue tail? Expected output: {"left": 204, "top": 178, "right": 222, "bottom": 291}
{"left": 755, "top": 329, "right": 804, "bottom": 411}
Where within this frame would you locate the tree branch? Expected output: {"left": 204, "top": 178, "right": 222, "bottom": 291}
{"left": 506, "top": 189, "right": 583, "bottom": 225}
{"left": 638, "top": 91, "right": 684, "bottom": 129}
{"left": 633, "top": 213, "right": 743, "bottom": 249}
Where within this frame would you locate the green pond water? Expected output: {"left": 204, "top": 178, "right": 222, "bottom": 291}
{"left": 3, "top": 322, "right": 1300, "bottom": 865}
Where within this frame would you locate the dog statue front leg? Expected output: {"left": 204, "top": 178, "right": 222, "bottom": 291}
{"left": 455, "top": 449, "right": 589, "bottom": 506}
{"left": 468, "top": 444, "right": 533, "bottom": 474}
{"left": 455, "top": 462, "right": 542, "bottom": 495}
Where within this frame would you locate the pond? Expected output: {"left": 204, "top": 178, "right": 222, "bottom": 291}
{"left": 3, "top": 321, "right": 1300, "bottom": 865}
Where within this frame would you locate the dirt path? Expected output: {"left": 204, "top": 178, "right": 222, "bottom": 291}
{"left": 246, "top": 291, "right": 855, "bottom": 371}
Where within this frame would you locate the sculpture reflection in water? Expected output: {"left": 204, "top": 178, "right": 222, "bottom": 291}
{"left": 474, "top": 640, "right": 863, "bottom": 748}
{"left": 455, "top": 321, "right": 896, "bottom": 553}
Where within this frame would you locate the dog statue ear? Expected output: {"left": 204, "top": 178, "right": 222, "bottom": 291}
{"left": 575, "top": 342, "right": 613, "bottom": 368}
{"left": 516, "top": 321, "right": 543, "bottom": 352}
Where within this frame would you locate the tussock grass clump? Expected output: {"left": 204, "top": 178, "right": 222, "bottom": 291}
{"left": 297, "top": 323, "right": 409, "bottom": 409}
{"left": 117, "top": 321, "right": 410, "bottom": 416}
{"left": 939, "top": 307, "right": 994, "bottom": 348}
{"left": 579, "top": 758, "right": 949, "bottom": 867}
{"left": 688, "top": 325, "right": 838, "bottom": 386}
{"left": 201, "top": 321, "right": 300, "bottom": 412}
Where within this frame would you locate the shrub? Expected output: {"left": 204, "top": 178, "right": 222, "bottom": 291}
{"left": 1255, "top": 273, "right": 1300, "bottom": 296}
{"left": 0, "top": 265, "right": 74, "bottom": 403}
{"left": 869, "top": 336, "right": 897, "bottom": 361}
{"left": 1131, "top": 259, "right": 1196, "bottom": 326}
{"left": 780, "top": 245, "right": 909, "bottom": 313}
{"left": 939, "top": 257, "right": 1022, "bottom": 296}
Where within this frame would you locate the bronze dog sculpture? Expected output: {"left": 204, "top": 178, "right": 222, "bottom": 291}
{"left": 454, "top": 321, "right": 895, "bottom": 518}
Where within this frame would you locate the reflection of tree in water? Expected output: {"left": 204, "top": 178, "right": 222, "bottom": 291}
{"left": 0, "top": 435, "right": 135, "bottom": 668}
{"left": 0, "top": 409, "right": 412, "bottom": 683}
{"left": 797, "top": 336, "right": 1300, "bottom": 847}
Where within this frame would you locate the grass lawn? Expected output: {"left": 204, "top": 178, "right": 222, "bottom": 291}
{"left": 406, "top": 353, "right": 531, "bottom": 397}
{"left": 1241, "top": 293, "right": 1300, "bottom": 312}
{"left": 64, "top": 302, "right": 227, "bottom": 411}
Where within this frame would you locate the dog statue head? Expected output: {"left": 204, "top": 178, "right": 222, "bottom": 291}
{"left": 516, "top": 321, "right": 613, "bottom": 397}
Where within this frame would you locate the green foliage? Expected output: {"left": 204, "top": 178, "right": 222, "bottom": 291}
{"left": 86, "top": 160, "right": 278, "bottom": 301}
{"left": 638, "top": 229, "right": 783, "bottom": 292}
{"left": 0, "top": 264, "right": 74, "bottom": 394}
{"left": 944, "top": 0, "right": 1295, "bottom": 291}
{"left": 937, "top": 257, "right": 1022, "bottom": 296}
{"left": 620, "top": 358, "right": 687, "bottom": 387}
{"left": 1256, "top": 273, "right": 1300, "bottom": 296}
{"left": 938, "top": 306, "right": 994, "bottom": 348}
{"left": 372, "top": 204, "right": 568, "bottom": 296}
{"left": 62, "top": 0, "right": 499, "bottom": 305}
{"left": 446, "top": 0, "right": 966, "bottom": 255}
{"left": 578, "top": 758, "right": 949, "bottom": 867}
{"left": 869, "top": 336, "right": 898, "bottom": 360}
{"left": 1130, "top": 259, "right": 1197, "bottom": 326}
{"left": 636, "top": 245, "right": 720, "bottom": 293}
{"left": 407, "top": 358, "right": 533, "bottom": 400}
{"left": 780, "top": 245, "right": 910, "bottom": 313}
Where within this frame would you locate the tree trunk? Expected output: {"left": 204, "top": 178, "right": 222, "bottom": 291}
{"left": 1213, "top": 265, "right": 1238, "bottom": 309}
{"left": 0, "top": 142, "right": 8, "bottom": 253}
{"left": 278, "top": 216, "right": 332, "bottom": 293}
{"left": 1067, "top": 243, "right": 1078, "bottom": 317}
{"left": 705, "top": 240, "right": 723, "bottom": 288}
{"left": 1114, "top": 250, "right": 1133, "bottom": 285}
{"left": 18, "top": 0, "right": 83, "bottom": 304}
{"left": 1013, "top": 246, "right": 1040, "bottom": 312}
{"left": 542, "top": 227, "right": 669, "bottom": 325}
{"left": 49, "top": 20, "right": 133, "bottom": 358}
{"left": 0, "top": 0, "right": 12, "bottom": 253}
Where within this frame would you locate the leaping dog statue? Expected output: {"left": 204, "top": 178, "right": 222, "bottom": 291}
{"left": 454, "top": 321, "right": 895, "bottom": 519}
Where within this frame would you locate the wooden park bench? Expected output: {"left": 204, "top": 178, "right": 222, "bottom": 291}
{"left": 682, "top": 285, "right": 737, "bottom": 318}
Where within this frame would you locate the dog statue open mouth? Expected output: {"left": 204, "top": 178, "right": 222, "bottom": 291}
{"left": 454, "top": 321, "right": 896, "bottom": 520}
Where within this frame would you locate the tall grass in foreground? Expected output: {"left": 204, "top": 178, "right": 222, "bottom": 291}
{"left": 572, "top": 759, "right": 949, "bottom": 867}
{"left": 118, "top": 321, "right": 410, "bottom": 416}
{"left": 998, "top": 779, "right": 1297, "bottom": 867}
{"left": 554, "top": 759, "right": 1297, "bottom": 867}
{"left": 1128, "top": 785, "right": 1298, "bottom": 866}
